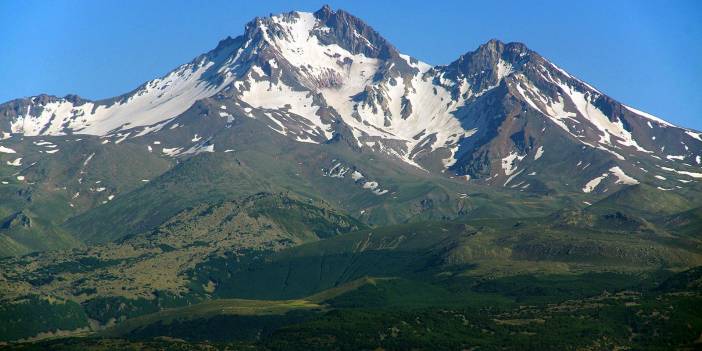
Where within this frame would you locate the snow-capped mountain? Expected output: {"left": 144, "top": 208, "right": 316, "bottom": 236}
{"left": 4, "top": 7, "right": 702, "bottom": 345}
{"left": 1, "top": 5, "right": 701, "bottom": 195}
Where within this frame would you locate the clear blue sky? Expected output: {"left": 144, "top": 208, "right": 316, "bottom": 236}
{"left": 1, "top": 0, "right": 700, "bottom": 130}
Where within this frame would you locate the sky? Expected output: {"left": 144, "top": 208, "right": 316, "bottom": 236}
{"left": 1, "top": 0, "right": 700, "bottom": 130}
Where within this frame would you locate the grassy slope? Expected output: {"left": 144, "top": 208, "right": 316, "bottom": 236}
{"left": 185, "top": 215, "right": 702, "bottom": 302}
{"left": 588, "top": 183, "right": 698, "bottom": 218}
{"left": 0, "top": 136, "right": 172, "bottom": 256}
{"left": 99, "top": 276, "right": 382, "bottom": 338}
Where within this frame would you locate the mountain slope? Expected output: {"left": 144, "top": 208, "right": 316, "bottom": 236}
{"left": 0, "top": 5, "right": 701, "bottom": 253}
{"left": 1, "top": 6, "right": 700, "bottom": 197}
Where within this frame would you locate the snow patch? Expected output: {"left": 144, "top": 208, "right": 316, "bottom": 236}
{"left": 0, "top": 146, "right": 17, "bottom": 153}
{"left": 658, "top": 165, "right": 702, "bottom": 179}
{"left": 623, "top": 105, "right": 674, "bottom": 127}
{"left": 501, "top": 152, "right": 525, "bottom": 176}
{"left": 362, "top": 181, "right": 378, "bottom": 190}
{"left": 162, "top": 147, "right": 183, "bottom": 156}
{"left": 351, "top": 171, "right": 364, "bottom": 181}
{"left": 582, "top": 166, "right": 637, "bottom": 193}
{"left": 534, "top": 146, "right": 544, "bottom": 160}
{"left": 6, "top": 157, "right": 22, "bottom": 166}
{"left": 609, "top": 166, "right": 638, "bottom": 185}
{"left": 11, "top": 58, "right": 235, "bottom": 136}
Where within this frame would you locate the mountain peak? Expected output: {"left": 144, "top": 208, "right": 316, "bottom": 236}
{"left": 448, "top": 39, "right": 532, "bottom": 73}
{"left": 477, "top": 39, "right": 529, "bottom": 54}
{"left": 212, "top": 35, "right": 239, "bottom": 52}
{"left": 236, "top": 7, "right": 397, "bottom": 61}
{"left": 313, "top": 4, "right": 334, "bottom": 18}
{"left": 312, "top": 5, "right": 399, "bottom": 60}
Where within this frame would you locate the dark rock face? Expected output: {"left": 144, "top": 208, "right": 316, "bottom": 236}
{"left": 443, "top": 40, "right": 528, "bottom": 91}
{"left": 313, "top": 5, "right": 397, "bottom": 60}
{"left": 1, "top": 212, "right": 31, "bottom": 230}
